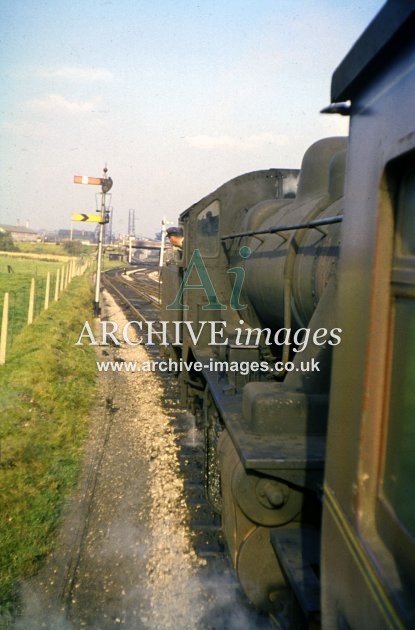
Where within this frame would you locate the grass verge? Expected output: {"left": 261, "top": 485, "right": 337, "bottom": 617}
{"left": 0, "top": 274, "right": 97, "bottom": 624}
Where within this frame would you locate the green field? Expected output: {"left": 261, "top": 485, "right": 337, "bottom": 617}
{"left": 0, "top": 272, "right": 97, "bottom": 625}
{"left": 0, "top": 253, "right": 63, "bottom": 278}
{"left": 0, "top": 255, "right": 75, "bottom": 351}
{"left": 17, "top": 241, "right": 94, "bottom": 257}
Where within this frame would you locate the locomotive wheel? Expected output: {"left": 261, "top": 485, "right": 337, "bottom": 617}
{"left": 236, "top": 526, "right": 289, "bottom": 614}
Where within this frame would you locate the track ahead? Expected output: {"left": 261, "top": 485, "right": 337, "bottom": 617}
{"left": 101, "top": 263, "right": 274, "bottom": 629}
{"left": 102, "top": 264, "right": 227, "bottom": 562}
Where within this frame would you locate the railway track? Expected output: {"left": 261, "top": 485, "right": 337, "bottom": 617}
{"left": 102, "top": 264, "right": 274, "bottom": 628}
{"left": 102, "top": 264, "right": 226, "bottom": 559}
{"left": 103, "top": 264, "right": 161, "bottom": 324}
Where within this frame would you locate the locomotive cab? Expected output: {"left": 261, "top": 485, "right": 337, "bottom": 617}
{"left": 321, "top": 2, "right": 415, "bottom": 628}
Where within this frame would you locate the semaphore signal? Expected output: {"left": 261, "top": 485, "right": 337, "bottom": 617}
{"left": 74, "top": 175, "right": 102, "bottom": 185}
{"left": 73, "top": 166, "right": 113, "bottom": 316}
{"left": 74, "top": 175, "right": 113, "bottom": 192}
{"left": 71, "top": 213, "right": 109, "bottom": 224}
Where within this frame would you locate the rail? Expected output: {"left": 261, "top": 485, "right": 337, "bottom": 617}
{"left": 102, "top": 267, "right": 163, "bottom": 342}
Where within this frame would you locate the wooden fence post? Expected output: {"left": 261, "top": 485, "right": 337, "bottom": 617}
{"left": 55, "top": 269, "right": 60, "bottom": 301}
{"left": 28, "top": 278, "right": 35, "bottom": 324}
{"left": 0, "top": 292, "right": 9, "bottom": 365}
{"left": 44, "top": 272, "right": 51, "bottom": 310}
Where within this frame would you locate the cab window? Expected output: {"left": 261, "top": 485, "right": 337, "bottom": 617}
{"left": 196, "top": 200, "right": 220, "bottom": 257}
{"left": 382, "top": 163, "right": 415, "bottom": 539}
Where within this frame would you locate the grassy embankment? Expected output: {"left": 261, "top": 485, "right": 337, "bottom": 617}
{"left": 0, "top": 259, "right": 97, "bottom": 624}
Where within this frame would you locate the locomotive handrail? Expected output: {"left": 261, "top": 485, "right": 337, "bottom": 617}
{"left": 221, "top": 214, "right": 343, "bottom": 240}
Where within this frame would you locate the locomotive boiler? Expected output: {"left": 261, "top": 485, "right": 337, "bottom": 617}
{"left": 161, "top": 1, "right": 415, "bottom": 627}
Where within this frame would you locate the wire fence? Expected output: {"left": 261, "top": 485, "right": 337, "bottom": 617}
{"left": 0, "top": 258, "right": 91, "bottom": 364}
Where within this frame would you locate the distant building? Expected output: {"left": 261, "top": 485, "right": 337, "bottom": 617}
{"left": 109, "top": 252, "right": 125, "bottom": 261}
{"left": 0, "top": 223, "right": 39, "bottom": 242}
{"left": 56, "top": 229, "right": 97, "bottom": 243}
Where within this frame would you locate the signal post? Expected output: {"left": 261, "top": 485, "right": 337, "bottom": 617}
{"left": 73, "top": 168, "right": 113, "bottom": 316}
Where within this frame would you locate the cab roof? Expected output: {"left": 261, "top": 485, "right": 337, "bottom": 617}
{"left": 331, "top": 0, "right": 415, "bottom": 102}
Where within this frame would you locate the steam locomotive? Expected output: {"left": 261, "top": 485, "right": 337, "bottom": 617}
{"left": 161, "top": 2, "right": 415, "bottom": 627}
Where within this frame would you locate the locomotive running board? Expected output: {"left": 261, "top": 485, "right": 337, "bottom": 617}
{"left": 226, "top": 414, "right": 326, "bottom": 489}
{"left": 205, "top": 379, "right": 326, "bottom": 489}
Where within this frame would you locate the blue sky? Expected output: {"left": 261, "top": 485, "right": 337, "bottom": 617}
{"left": 1, "top": 0, "right": 384, "bottom": 237}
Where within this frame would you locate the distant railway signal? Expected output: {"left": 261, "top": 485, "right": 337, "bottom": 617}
{"left": 71, "top": 213, "right": 108, "bottom": 224}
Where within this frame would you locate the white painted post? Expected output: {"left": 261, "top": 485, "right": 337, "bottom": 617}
{"left": 60, "top": 266, "right": 65, "bottom": 292}
{"left": 27, "top": 278, "right": 35, "bottom": 324}
{"left": 0, "top": 292, "right": 9, "bottom": 365}
{"left": 159, "top": 217, "right": 167, "bottom": 268}
{"left": 44, "top": 272, "right": 51, "bottom": 310}
{"left": 55, "top": 269, "right": 60, "bottom": 301}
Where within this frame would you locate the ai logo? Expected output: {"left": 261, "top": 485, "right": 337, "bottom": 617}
{"left": 166, "top": 246, "right": 251, "bottom": 311}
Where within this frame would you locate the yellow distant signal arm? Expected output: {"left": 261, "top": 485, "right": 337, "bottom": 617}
{"left": 71, "top": 213, "right": 109, "bottom": 224}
